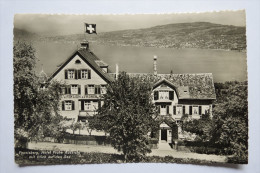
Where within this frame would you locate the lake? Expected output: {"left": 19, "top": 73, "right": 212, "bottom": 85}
{"left": 34, "top": 42, "right": 247, "bottom": 82}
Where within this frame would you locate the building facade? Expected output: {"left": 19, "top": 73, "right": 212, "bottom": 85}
{"left": 49, "top": 42, "right": 216, "bottom": 143}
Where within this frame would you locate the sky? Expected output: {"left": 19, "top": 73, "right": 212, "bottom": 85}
{"left": 14, "top": 10, "right": 246, "bottom": 35}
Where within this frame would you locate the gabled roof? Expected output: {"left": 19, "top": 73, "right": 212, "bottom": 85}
{"left": 125, "top": 73, "right": 216, "bottom": 100}
{"left": 48, "top": 48, "right": 114, "bottom": 83}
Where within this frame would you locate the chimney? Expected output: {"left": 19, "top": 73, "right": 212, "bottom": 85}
{"left": 153, "top": 55, "right": 157, "bottom": 75}
{"left": 115, "top": 64, "right": 119, "bottom": 80}
{"left": 80, "top": 40, "right": 89, "bottom": 50}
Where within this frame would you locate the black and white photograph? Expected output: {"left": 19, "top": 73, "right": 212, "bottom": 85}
{"left": 13, "top": 11, "right": 248, "bottom": 165}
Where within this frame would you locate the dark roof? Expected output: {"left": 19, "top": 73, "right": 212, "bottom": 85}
{"left": 113, "top": 73, "right": 216, "bottom": 100}
{"left": 49, "top": 48, "right": 114, "bottom": 83}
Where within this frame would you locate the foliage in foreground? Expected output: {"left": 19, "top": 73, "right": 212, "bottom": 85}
{"left": 89, "top": 72, "right": 159, "bottom": 162}
{"left": 15, "top": 148, "right": 218, "bottom": 166}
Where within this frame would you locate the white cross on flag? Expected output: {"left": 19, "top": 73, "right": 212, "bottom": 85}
{"left": 85, "top": 23, "right": 97, "bottom": 34}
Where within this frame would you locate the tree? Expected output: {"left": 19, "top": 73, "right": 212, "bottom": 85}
{"left": 212, "top": 82, "right": 248, "bottom": 163}
{"left": 90, "top": 72, "right": 158, "bottom": 162}
{"left": 14, "top": 42, "right": 64, "bottom": 145}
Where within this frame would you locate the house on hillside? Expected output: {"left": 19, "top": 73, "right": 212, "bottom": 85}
{"left": 48, "top": 41, "right": 216, "bottom": 143}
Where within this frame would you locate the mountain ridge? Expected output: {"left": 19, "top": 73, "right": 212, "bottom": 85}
{"left": 14, "top": 22, "right": 246, "bottom": 51}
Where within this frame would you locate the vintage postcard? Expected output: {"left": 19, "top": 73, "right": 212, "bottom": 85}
{"left": 13, "top": 11, "right": 248, "bottom": 165}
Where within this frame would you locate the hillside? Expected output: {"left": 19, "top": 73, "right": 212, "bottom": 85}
{"left": 14, "top": 22, "right": 246, "bottom": 51}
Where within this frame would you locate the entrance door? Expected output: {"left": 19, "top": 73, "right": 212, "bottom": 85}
{"left": 161, "top": 105, "right": 166, "bottom": 115}
{"left": 161, "top": 129, "right": 167, "bottom": 141}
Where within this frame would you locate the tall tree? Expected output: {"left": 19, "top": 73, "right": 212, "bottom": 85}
{"left": 90, "top": 72, "right": 158, "bottom": 162}
{"left": 212, "top": 82, "right": 248, "bottom": 163}
{"left": 14, "top": 42, "right": 64, "bottom": 144}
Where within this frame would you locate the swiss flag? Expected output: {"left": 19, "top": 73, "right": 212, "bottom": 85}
{"left": 85, "top": 23, "right": 97, "bottom": 34}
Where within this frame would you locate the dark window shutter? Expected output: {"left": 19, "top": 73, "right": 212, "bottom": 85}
{"left": 78, "top": 85, "right": 81, "bottom": 94}
{"left": 95, "top": 86, "right": 97, "bottom": 94}
{"left": 189, "top": 106, "right": 192, "bottom": 115}
{"left": 65, "top": 70, "right": 68, "bottom": 79}
{"left": 167, "top": 106, "right": 169, "bottom": 114}
{"left": 88, "top": 70, "right": 91, "bottom": 79}
{"left": 199, "top": 106, "right": 202, "bottom": 115}
{"left": 72, "top": 101, "right": 75, "bottom": 110}
{"left": 65, "top": 86, "right": 68, "bottom": 94}
{"left": 98, "top": 86, "right": 101, "bottom": 94}
{"left": 68, "top": 86, "right": 71, "bottom": 94}
{"left": 85, "top": 85, "right": 88, "bottom": 95}
{"left": 158, "top": 106, "right": 160, "bottom": 114}
{"left": 81, "top": 101, "right": 84, "bottom": 111}
{"left": 74, "top": 70, "right": 78, "bottom": 79}
{"left": 173, "top": 106, "right": 176, "bottom": 115}
{"left": 98, "top": 100, "right": 101, "bottom": 109}
{"left": 78, "top": 70, "right": 81, "bottom": 79}
{"left": 62, "top": 101, "right": 65, "bottom": 110}
{"left": 183, "top": 106, "right": 185, "bottom": 115}
{"left": 169, "top": 91, "right": 174, "bottom": 100}
{"left": 154, "top": 91, "right": 158, "bottom": 100}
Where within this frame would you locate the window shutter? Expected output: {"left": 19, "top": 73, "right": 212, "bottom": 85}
{"left": 199, "top": 106, "right": 202, "bottom": 115}
{"left": 78, "top": 85, "right": 81, "bottom": 94}
{"left": 173, "top": 106, "right": 176, "bottom": 115}
{"left": 78, "top": 70, "right": 81, "bottom": 79}
{"left": 81, "top": 101, "right": 84, "bottom": 111}
{"left": 169, "top": 91, "right": 174, "bottom": 100}
{"left": 68, "top": 86, "right": 71, "bottom": 94}
{"left": 158, "top": 106, "right": 160, "bottom": 114}
{"left": 65, "top": 70, "right": 68, "bottom": 79}
{"left": 85, "top": 85, "right": 88, "bottom": 95}
{"left": 183, "top": 106, "right": 186, "bottom": 115}
{"left": 75, "top": 70, "right": 78, "bottom": 79}
{"left": 98, "top": 100, "right": 101, "bottom": 109}
{"left": 95, "top": 86, "right": 97, "bottom": 94}
{"left": 98, "top": 85, "right": 101, "bottom": 94}
{"left": 88, "top": 70, "right": 91, "bottom": 79}
{"left": 65, "top": 86, "right": 68, "bottom": 94}
{"left": 72, "top": 101, "right": 75, "bottom": 110}
{"left": 62, "top": 101, "right": 65, "bottom": 110}
{"left": 167, "top": 106, "right": 169, "bottom": 114}
{"left": 154, "top": 91, "right": 158, "bottom": 100}
{"left": 189, "top": 106, "right": 192, "bottom": 115}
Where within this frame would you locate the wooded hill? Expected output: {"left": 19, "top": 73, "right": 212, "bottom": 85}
{"left": 14, "top": 22, "right": 246, "bottom": 51}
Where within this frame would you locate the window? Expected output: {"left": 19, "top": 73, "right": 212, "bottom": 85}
{"left": 84, "top": 101, "right": 91, "bottom": 110}
{"left": 68, "top": 70, "right": 75, "bottom": 79}
{"left": 62, "top": 100, "right": 75, "bottom": 111}
{"left": 88, "top": 85, "right": 95, "bottom": 94}
{"left": 101, "top": 85, "right": 107, "bottom": 94}
{"left": 159, "top": 91, "right": 169, "bottom": 100}
{"left": 193, "top": 106, "right": 199, "bottom": 115}
{"left": 81, "top": 70, "right": 88, "bottom": 79}
{"left": 176, "top": 105, "right": 182, "bottom": 115}
{"left": 71, "top": 85, "right": 78, "bottom": 94}
{"left": 92, "top": 101, "right": 99, "bottom": 110}
{"left": 75, "top": 60, "right": 81, "bottom": 64}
